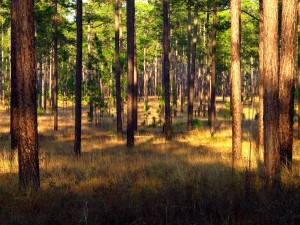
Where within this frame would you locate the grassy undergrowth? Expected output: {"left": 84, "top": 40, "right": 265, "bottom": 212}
{"left": 1, "top": 97, "right": 300, "bottom": 225}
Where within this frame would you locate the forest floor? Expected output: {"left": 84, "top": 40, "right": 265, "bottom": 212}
{"left": 1, "top": 96, "right": 300, "bottom": 225}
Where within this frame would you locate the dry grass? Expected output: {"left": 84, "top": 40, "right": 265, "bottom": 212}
{"left": 0, "top": 97, "right": 300, "bottom": 225}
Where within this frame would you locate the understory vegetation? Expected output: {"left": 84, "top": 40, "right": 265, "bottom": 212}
{"left": 1, "top": 97, "right": 300, "bottom": 225}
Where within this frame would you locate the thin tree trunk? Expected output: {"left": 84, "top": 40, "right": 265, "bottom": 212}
{"left": 0, "top": 18, "right": 4, "bottom": 106}
{"left": 258, "top": 0, "right": 264, "bottom": 153}
{"left": 231, "top": 0, "right": 242, "bottom": 165}
{"left": 87, "top": 21, "right": 94, "bottom": 124}
{"left": 74, "top": 0, "right": 83, "bottom": 156}
{"left": 210, "top": 0, "right": 217, "bottom": 137}
{"left": 38, "top": 56, "right": 43, "bottom": 109}
{"left": 188, "top": 4, "right": 198, "bottom": 130}
{"left": 263, "top": 0, "right": 281, "bottom": 190}
{"left": 163, "top": 0, "right": 172, "bottom": 140}
{"left": 133, "top": 26, "right": 138, "bottom": 131}
{"left": 279, "top": 0, "right": 297, "bottom": 170}
{"left": 144, "top": 47, "right": 148, "bottom": 105}
{"left": 53, "top": 0, "right": 58, "bottom": 131}
{"left": 187, "top": 3, "right": 192, "bottom": 130}
{"left": 11, "top": 0, "right": 40, "bottom": 191}
{"left": 115, "top": 0, "right": 123, "bottom": 139}
{"left": 127, "top": 0, "right": 135, "bottom": 147}
{"left": 298, "top": 2, "right": 300, "bottom": 139}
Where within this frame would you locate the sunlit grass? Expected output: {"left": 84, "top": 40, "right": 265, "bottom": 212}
{"left": 1, "top": 97, "right": 300, "bottom": 224}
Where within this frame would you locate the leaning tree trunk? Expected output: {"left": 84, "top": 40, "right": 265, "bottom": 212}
{"left": 127, "top": 0, "right": 135, "bottom": 147}
{"left": 11, "top": 0, "right": 40, "bottom": 191}
{"left": 210, "top": 0, "right": 217, "bottom": 137}
{"left": 263, "top": 0, "right": 281, "bottom": 190}
{"left": 279, "top": 0, "right": 297, "bottom": 170}
{"left": 163, "top": 0, "right": 172, "bottom": 140}
{"left": 115, "top": 0, "right": 123, "bottom": 139}
{"left": 74, "top": 0, "right": 83, "bottom": 156}
{"left": 231, "top": 0, "right": 242, "bottom": 166}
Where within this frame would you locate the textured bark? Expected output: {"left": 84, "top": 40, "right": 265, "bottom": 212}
{"left": 53, "top": 0, "right": 58, "bottom": 131}
{"left": 115, "top": 0, "right": 123, "bottom": 139}
{"left": 74, "top": 0, "right": 83, "bottom": 156}
{"left": 231, "top": 0, "right": 242, "bottom": 165}
{"left": 188, "top": 4, "right": 198, "bottom": 131}
{"left": 127, "top": 0, "right": 135, "bottom": 147}
{"left": 163, "top": 0, "right": 172, "bottom": 140}
{"left": 258, "top": 0, "right": 264, "bottom": 153}
{"left": 263, "top": 0, "right": 281, "bottom": 189}
{"left": 298, "top": 2, "right": 300, "bottom": 139}
{"left": 279, "top": 0, "right": 297, "bottom": 170}
{"left": 11, "top": 0, "right": 40, "bottom": 191}
{"left": 1, "top": 19, "right": 4, "bottom": 106}
{"left": 210, "top": 0, "right": 217, "bottom": 136}
{"left": 187, "top": 4, "right": 192, "bottom": 130}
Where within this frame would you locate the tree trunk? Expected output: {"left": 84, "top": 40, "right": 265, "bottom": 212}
{"left": 263, "top": 0, "right": 281, "bottom": 190}
{"left": 115, "top": 0, "right": 123, "bottom": 139}
{"left": 74, "top": 0, "right": 83, "bottom": 156}
{"left": 231, "top": 0, "right": 242, "bottom": 165}
{"left": 163, "top": 0, "right": 172, "bottom": 140}
{"left": 43, "top": 58, "right": 48, "bottom": 111}
{"left": 134, "top": 26, "right": 138, "bottom": 131}
{"left": 87, "top": 21, "right": 94, "bottom": 124}
{"left": 53, "top": 0, "right": 58, "bottom": 131}
{"left": 210, "top": 0, "right": 217, "bottom": 137}
{"left": 144, "top": 47, "right": 148, "bottom": 105}
{"left": 11, "top": 0, "right": 40, "bottom": 191}
{"left": 279, "top": 0, "right": 297, "bottom": 170}
{"left": 298, "top": 2, "right": 300, "bottom": 139}
{"left": 188, "top": 4, "right": 198, "bottom": 130}
{"left": 38, "top": 56, "right": 43, "bottom": 109}
{"left": 127, "top": 0, "right": 135, "bottom": 147}
{"left": 258, "top": 0, "right": 264, "bottom": 153}
{"left": 1, "top": 18, "right": 4, "bottom": 106}
{"left": 187, "top": 3, "right": 192, "bottom": 130}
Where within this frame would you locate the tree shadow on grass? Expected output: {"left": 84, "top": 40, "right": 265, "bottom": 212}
{"left": 4, "top": 135, "right": 300, "bottom": 224}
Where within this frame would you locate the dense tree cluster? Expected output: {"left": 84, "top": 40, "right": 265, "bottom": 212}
{"left": 1, "top": 0, "right": 298, "bottom": 192}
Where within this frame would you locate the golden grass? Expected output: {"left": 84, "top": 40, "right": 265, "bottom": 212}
{"left": 0, "top": 97, "right": 300, "bottom": 224}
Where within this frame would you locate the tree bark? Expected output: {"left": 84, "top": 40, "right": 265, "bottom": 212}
{"left": 115, "top": 0, "right": 123, "bottom": 139}
{"left": 188, "top": 3, "right": 198, "bottom": 131}
{"left": 231, "top": 0, "right": 242, "bottom": 165}
{"left": 258, "top": 0, "right": 264, "bottom": 153}
{"left": 144, "top": 47, "right": 148, "bottom": 105}
{"left": 127, "top": 0, "right": 135, "bottom": 147}
{"left": 163, "top": 0, "right": 172, "bottom": 140}
{"left": 263, "top": 0, "right": 281, "bottom": 190}
{"left": 298, "top": 2, "right": 300, "bottom": 139}
{"left": 74, "top": 0, "right": 83, "bottom": 156}
{"left": 187, "top": 3, "right": 192, "bottom": 130}
{"left": 11, "top": 0, "right": 40, "bottom": 191}
{"left": 210, "top": 0, "right": 217, "bottom": 137}
{"left": 53, "top": 0, "right": 58, "bottom": 131}
{"left": 279, "top": 0, "right": 297, "bottom": 170}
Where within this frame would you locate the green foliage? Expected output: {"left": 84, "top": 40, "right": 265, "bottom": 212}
{"left": 222, "top": 102, "right": 232, "bottom": 121}
{"left": 192, "top": 118, "right": 202, "bottom": 129}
